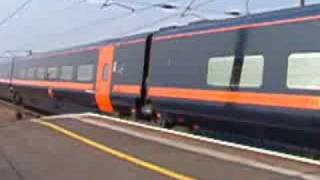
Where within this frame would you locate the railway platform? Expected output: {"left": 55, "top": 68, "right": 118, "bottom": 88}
{"left": 0, "top": 102, "right": 319, "bottom": 180}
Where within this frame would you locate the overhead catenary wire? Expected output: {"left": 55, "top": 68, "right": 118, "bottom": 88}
{"left": 120, "top": 0, "right": 242, "bottom": 36}
{"left": 0, "top": 0, "right": 33, "bottom": 27}
{"left": 183, "top": 0, "right": 238, "bottom": 17}
{"left": 121, "top": 12, "right": 181, "bottom": 36}
{"left": 50, "top": 0, "right": 188, "bottom": 35}
{"left": 180, "top": 0, "right": 197, "bottom": 17}
{"left": 15, "top": 0, "right": 188, "bottom": 49}
{"left": 179, "top": 0, "right": 229, "bottom": 20}
{"left": 120, "top": 0, "right": 218, "bottom": 37}
{"left": 17, "top": 0, "right": 229, "bottom": 51}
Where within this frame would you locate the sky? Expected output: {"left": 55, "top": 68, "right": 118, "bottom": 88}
{"left": 0, "top": 0, "right": 320, "bottom": 54}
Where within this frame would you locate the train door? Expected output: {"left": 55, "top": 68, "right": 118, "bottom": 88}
{"left": 95, "top": 45, "right": 115, "bottom": 113}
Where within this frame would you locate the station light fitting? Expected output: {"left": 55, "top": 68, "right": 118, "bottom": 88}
{"left": 4, "top": 50, "right": 33, "bottom": 57}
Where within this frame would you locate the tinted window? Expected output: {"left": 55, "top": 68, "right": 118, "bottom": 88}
{"left": 287, "top": 53, "right": 320, "bottom": 90}
{"left": 19, "top": 69, "right": 26, "bottom": 79}
{"left": 60, "top": 66, "right": 74, "bottom": 81}
{"left": 27, "top": 68, "right": 36, "bottom": 79}
{"left": 103, "top": 64, "right": 109, "bottom": 80}
{"left": 48, "top": 67, "right": 58, "bottom": 80}
{"left": 37, "top": 67, "right": 46, "bottom": 80}
{"left": 77, "top": 64, "right": 94, "bottom": 82}
{"left": 207, "top": 56, "right": 234, "bottom": 87}
{"left": 239, "top": 55, "right": 264, "bottom": 88}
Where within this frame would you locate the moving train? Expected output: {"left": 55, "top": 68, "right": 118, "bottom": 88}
{"left": 1, "top": 5, "right": 320, "bottom": 151}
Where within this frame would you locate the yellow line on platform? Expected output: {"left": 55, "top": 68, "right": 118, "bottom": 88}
{"left": 32, "top": 119, "right": 197, "bottom": 180}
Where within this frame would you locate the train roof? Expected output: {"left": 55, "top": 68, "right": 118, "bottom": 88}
{"left": 41, "top": 32, "right": 152, "bottom": 54}
{"left": 16, "top": 32, "right": 153, "bottom": 61}
{"left": 154, "top": 4, "right": 320, "bottom": 37}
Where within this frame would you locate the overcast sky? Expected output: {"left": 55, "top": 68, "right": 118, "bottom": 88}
{"left": 0, "top": 0, "right": 320, "bottom": 54}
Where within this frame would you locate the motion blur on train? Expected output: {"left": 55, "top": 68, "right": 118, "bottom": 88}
{"left": 1, "top": 5, "right": 320, "bottom": 153}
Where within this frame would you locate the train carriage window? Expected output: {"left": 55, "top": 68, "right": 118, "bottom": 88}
{"left": 207, "top": 56, "right": 234, "bottom": 87}
{"left": 37, "top": 67, "right": 46, "bottom": 80}
{"left": 48, "top": 67, "right": 58, "bottom": 80}
{"left": 27, "top": 68, "right": 36, "bottom": 79}
{"left": 103, "top": 64, "right": 109, "bottom": 80}
{"left": 19, "top": 69, "right": 26, "bottom": 79}
{"left": 239, "top": 55, "right": 264, "bottom": 87}
{"left": 287, "top": 53, "right": 320, "bottom": 90}
{"left": 77, "top": 64, "right": 94, "bottom": 82}
{"left": 60, "top": 66, "right": 74, "bottom": 81}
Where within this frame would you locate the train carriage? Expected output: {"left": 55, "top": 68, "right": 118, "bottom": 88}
{"left": 111, "top": 34, "right": 152, "bottom": 116}
{"left": 11, "top": 48, "right": 101, "bottom": 114}
{"left": 147, "top": 5, "right": 320, "bottom": 150}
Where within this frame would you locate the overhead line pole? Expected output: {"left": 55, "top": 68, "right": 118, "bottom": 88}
{"left": 246, "top": 0, "right": 250, "bottom": 15}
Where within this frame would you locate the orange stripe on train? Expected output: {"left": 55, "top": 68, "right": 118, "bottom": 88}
{"left": 112, "top": 84, "right": 141, "bottom": 95}
{"left": 111, "top": 84, "right": 320, "bottom": 110}
{"left": 149, "top": 87, "right": 320, "bottom": 110}
{"left": 0, "top": 79, "right": 10, "bottom": 84}
{"left": 12, "top": 79, "right": 93, "bottom": 91}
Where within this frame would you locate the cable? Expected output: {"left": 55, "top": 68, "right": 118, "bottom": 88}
{"left": 117, "top": 0, "right": 155, "bottom": 6}
{"left": 0, "top": 0, "right": 33, "bottom": 27}
{"left": 181, "top": 0, "right": 197, "bottom": 16}
{"left": 189, "top": 0, "right": 229, "bottom": 15}
{"left": 55, "top": 0, "right": 188, "bottom": 35}
{"left": 122, "top": 0, "right": 234, "bottom": 36}
{"left": 16, "top": 0, "right": 187, "bottom": 49}
{"left": 192, "top": 0, "right": 215, "bottom": 9}
{"left": 121, "top": 12, "right": 181, "bottom": 36}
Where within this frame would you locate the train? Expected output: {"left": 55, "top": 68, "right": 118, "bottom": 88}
{"left": 1, "top": 4, "right": 320, "bottom": 152}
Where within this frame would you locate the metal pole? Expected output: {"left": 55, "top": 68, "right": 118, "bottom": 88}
{"left": 300, "top": 0, "right": 305, "bottom": 7}
{"left": 246, "top": 0, "right": 250, "bottom": 15}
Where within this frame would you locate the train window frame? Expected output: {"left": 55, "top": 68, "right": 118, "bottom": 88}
{"left": 27, "top": 67, "right": 36, "bottom": 80}
{"left": 37, "top": 67, "right": 46, "bottom": 80}
{"left": 287, "top": 52, "right": 320, "bottom": 90}
{"left": 239, "top": 55, "right": 264, "bottom": 88}
{"left": 48, "top": 67, "right": 59, "bottom": 80}
{"left": 76, "top": 64, "right": 95, "bottom": 82}
{"left": 60, "top": 65, "right": 74, "bottom": 81}
{"left": 19, "top": 69, "right": 26, "bottom": 79}
{"left": 207, "top": 56, "right": 234, "bottom": 87}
